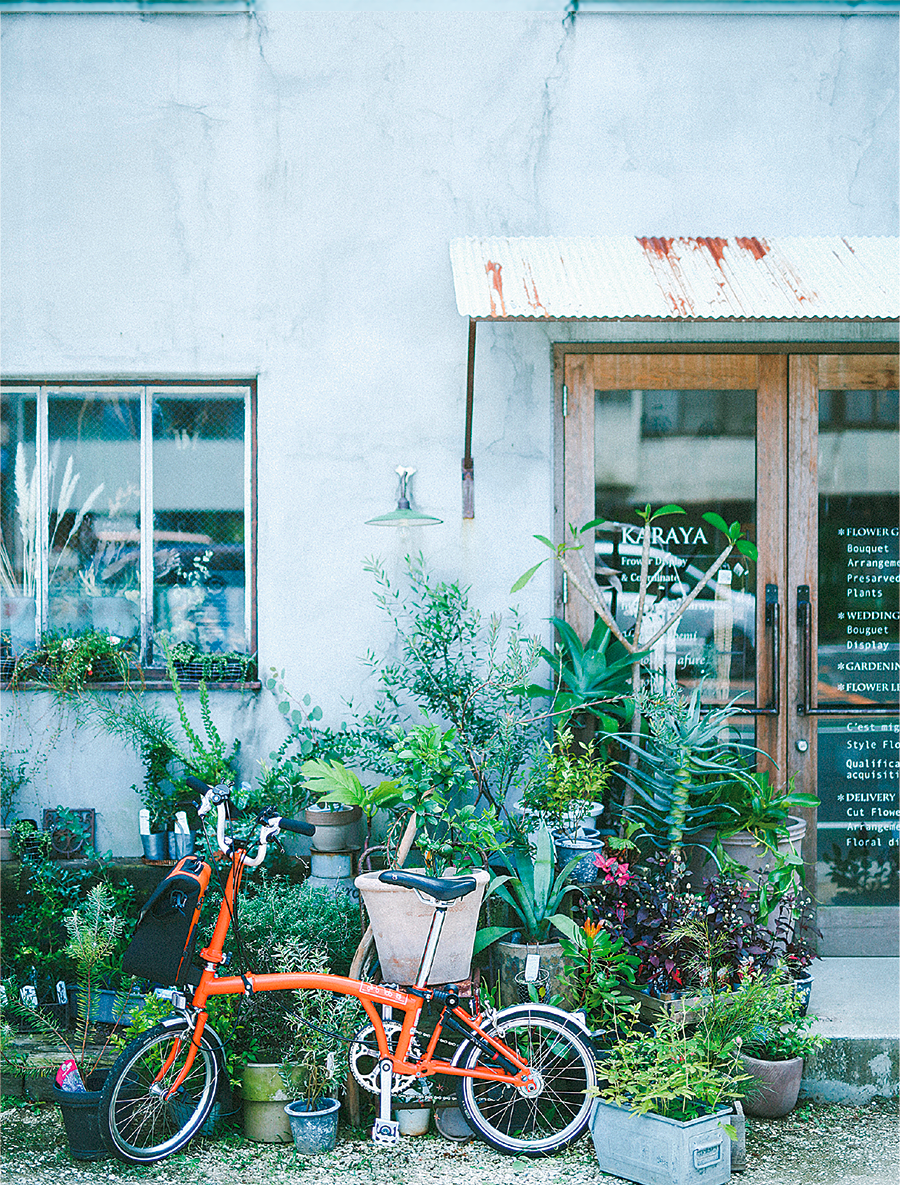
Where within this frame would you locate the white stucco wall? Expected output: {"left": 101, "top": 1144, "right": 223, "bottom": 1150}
{"left": 1, "top": 10, "right": 897, "bottom": 851}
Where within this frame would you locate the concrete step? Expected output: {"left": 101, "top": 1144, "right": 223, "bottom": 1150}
{"left": 801, "top": 957, "right": 899, "bottom": 1104}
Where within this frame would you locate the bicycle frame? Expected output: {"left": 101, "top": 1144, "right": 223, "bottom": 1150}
{"left": 163, "top": 847, "right": 536, "bottom": 1105}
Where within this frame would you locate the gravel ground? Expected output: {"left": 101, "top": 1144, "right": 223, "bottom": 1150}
{"left": 1, "top": 1097, "right": 897, "bottom": 1185}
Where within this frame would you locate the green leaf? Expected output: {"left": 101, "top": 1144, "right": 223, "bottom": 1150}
{"left": 473, "top": 925, "right": 515, "bottom": 955}
{"left": 511, "top": 561, "right": 545, "bottom": 594}
{"left": 650, "top": 504, "right": 685, "bottom": 520}
{"left": 702, "top": 512, "right": 729, "bottom": 535}
{"left": 580, "top": 517, "right": 606, "bottom": 533}
{"left": 735, "top": 539, "right": 758, "bottom": 560}
{"left": 534, "top": 534, "right": 554, "bottom": 548}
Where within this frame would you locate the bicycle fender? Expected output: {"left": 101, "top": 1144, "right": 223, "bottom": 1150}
{"left": 448, "top": 1003, "right": 589, "bottom": 1073}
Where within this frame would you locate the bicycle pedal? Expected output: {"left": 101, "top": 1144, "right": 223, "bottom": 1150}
{"left": 371, "top": 1119, "right": 400, "bottom": 1148}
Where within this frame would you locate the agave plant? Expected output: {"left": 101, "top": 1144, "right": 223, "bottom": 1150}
{"left": 481, "top": 825, "right": 583, "bottom": 945}
{"left": 617, "top": 684, "right": 760, "bottom": 854}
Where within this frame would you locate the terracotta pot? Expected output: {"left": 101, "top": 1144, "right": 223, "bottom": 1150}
{"left": 355, "top": 867, "right": 488, "bottom": 985}
{"left": 740, "top": 1052, "right": 804, "bottom": 1118}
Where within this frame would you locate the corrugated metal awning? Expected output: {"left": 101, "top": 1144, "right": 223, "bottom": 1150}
{"left": 449, "top": 235, "right": 899, "bottom": 321}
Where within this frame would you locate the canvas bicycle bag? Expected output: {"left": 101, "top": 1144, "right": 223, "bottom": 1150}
{"left": 122, "top": 855, "right": 212, "bottom": 988}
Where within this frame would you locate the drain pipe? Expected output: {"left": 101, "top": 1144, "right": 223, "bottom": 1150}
{"left": 462, "top": 318, "right": 476, "bottom": 519}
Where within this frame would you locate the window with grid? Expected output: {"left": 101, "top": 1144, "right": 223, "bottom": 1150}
{"left": 0, "top": 382, "right": 255, "bottom": 667}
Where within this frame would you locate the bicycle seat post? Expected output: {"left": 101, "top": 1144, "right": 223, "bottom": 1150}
{"left": 413, "top": 897, "right": 450, "bottom": 989}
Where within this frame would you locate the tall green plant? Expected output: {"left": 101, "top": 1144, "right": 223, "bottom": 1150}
{"left": 513, "top": 506, "right": 758, "bottom": 812}
{"left": 484, "top": 825, "right": 582, "bottom": 945}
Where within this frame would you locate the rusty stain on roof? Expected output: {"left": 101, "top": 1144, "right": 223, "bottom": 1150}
{"left": 449, "top": 235, "right": 898, "bottom": 320}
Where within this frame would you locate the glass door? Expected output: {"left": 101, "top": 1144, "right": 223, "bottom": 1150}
{"left": 798, "top": 355, "right": 899, "bottom": 954}
{"left": 560, "top": 348, "right": 898, "bottom": 955}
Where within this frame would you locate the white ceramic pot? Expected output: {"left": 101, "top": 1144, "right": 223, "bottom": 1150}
{"left": 395, "top": 1105, "right": 431, "bottom": 1136}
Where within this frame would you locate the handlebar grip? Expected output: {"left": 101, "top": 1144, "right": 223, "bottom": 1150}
{"left": 278, "top": 818, "right": 316, "bottom": 837}
{"left": 185, "top": 775, "right": 211, "bottom": 795}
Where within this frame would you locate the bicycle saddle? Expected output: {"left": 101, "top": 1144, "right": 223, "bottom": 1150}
{"left": 378, "top": 870, "right": 478, "bottom": 901}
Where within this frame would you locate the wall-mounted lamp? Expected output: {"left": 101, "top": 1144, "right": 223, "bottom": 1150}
{"left": 366, "top": 466, "right": 443, "bottom": 527}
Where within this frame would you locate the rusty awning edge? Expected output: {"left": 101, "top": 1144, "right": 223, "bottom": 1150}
{"left": 449, "top": 236, "right": 900, "bottom": 322}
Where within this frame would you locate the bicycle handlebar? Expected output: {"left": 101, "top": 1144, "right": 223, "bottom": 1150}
{"left": 183, "top": 774, "right": 315, "bottom": 866}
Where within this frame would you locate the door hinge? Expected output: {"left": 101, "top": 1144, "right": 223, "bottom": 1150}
{"left": 562, "top": 385, "right": 568, "bottom": 416}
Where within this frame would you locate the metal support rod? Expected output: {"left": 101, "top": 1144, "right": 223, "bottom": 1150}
{"left": 462, "top": 318, "right": 476, "bottom": 519}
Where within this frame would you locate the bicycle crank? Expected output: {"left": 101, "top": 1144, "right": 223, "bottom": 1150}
{"left": 349, "top": 1021, "right": 424, "bottom": 1095}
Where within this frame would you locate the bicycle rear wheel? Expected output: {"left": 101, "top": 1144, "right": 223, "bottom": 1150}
{"left": 455, "top": 1004, "right": 598, "bottom": 1157}
{"left": 99, "top": 1019, "right": 221, "bottom": 1164}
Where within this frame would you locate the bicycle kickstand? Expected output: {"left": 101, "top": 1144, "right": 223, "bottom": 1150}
{"left": 371, "top": 1058, "right": 400, "bottom": 1148}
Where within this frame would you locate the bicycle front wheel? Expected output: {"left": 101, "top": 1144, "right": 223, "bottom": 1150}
{"left": 99, "top": 1020, "right": 221, "bottom": 1164}
{"left": 455, "top": 1004, "right": 598, "bottom": 1157}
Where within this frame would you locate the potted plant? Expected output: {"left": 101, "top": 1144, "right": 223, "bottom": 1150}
{"left": 485, "top": 825, "right": 585, "bottom": 1007}
{"left": 551, "top": 914, "right": 640, "bottom": 1036}
{"left": 703, "top": 967, "right": 824, "bottom": 1118}
{"left": 2, "top": 884, "right": 134, "bottom": 1160}
{"left": 0, "top": 747, "right": 35, "bottom": 861}
{"left": 588, "top": 1007, "right": 746, "bottom": 1185}
{"left": 240, "top": 941, "right": 361, "bottom": 1145}
{"left": 520, "top": 725, "right": 613, "bottom": 881}
{"left": 309, "top": 728, "right": 503, "bottom": 986}
{"left": 12, "top": 629, "right": 136, "bottom": 695}
{"left": 694, "top": 769, "right": 818, "bottom": 884}
{"left": 167, "top": 640, "right": 257, "bottom": 683}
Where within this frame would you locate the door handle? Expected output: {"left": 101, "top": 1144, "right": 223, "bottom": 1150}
{"left": 743, "top": 583, "right": 780, "bottom": 716}
{"left": 796, "top": 585, "right": 898, "bottom": 717}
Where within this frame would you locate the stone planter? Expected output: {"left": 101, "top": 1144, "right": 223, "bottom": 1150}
{"left": 589, "top": 1098, "right": 732, "bottom": 1185}
{"left": 305, "top": 804, "right": 362, "bottom": 852}
{"left": 242, "top": 1062, "right": 299, "bottom": 1144}
{"left": 740, "top": 1053, "right": 804, "bottom": 1118}
{"left": 0, "top": 827, "right": 12, "bottom": 862}
{"left": 355, "top": 867, "right": 488, "bottom": 985}
{"left": 310, "top": 848, "right": 355, "bottom": 880}
{"left": 495, "top": 939, "right": 567, "bottom": 1009}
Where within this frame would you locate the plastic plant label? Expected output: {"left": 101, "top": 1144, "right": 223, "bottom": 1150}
{"left": 139, "top": 809, "right": 151, "bottom": 836}
{"left": 56, "top": 981, "right": 68, "bottom": 1005}
{"left": 524, "top": 954, "right": 541, "bottom": 983}
{"left": 0, "top": 986, "right": 7, "bottom": 1007}
{"left": 20, "top": 986, "right": 38, "bottom": 1008}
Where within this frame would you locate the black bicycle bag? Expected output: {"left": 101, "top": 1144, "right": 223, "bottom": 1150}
{"left": 122, "top": 855, "right": 212, "bottom": 988}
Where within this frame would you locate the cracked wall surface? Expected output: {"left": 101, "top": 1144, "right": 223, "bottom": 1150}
{"left": 1, "top": 10, "right": 897, "bottom": 849}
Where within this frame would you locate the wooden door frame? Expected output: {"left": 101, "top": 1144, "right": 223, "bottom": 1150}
{"left": 554, "top": 340, "right": 897, "bottom": 951}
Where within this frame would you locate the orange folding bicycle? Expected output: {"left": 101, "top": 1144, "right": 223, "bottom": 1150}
{"left": 99, "top": 777, "right": 598, "bottom": 1164}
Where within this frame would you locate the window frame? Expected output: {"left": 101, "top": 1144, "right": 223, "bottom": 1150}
{"left": 1, "top": 379, "right": 257, "bottom": 669}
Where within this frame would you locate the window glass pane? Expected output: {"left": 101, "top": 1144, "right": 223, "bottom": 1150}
{"left": 816, "top": 386, "right": 900, "bottom": 908}
{"left": 595, "top": 386, "right": 757, "bottom": 705}
{"left": 47, "top": 390, "right": 141, "bottom": 641}
{"left": 152, "top": 390, "right": 246, "bottom": 655}
{"left": 1, "top": 390, "right": 38, "bottom": 652}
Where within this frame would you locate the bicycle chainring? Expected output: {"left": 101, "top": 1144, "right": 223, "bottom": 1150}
{"left": 349, "top": 1021, "right": 422, "bottom": 1095}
